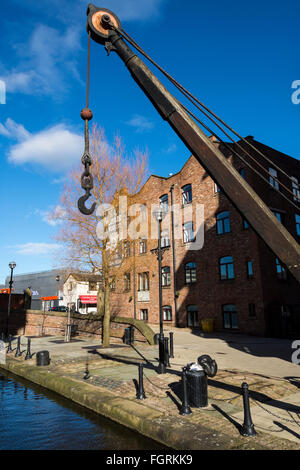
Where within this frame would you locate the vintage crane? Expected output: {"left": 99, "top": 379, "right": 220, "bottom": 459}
{"left": 78, "top": 4, "right": 300, "bottom": 285}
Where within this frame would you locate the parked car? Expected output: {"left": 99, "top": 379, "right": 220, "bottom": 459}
{"left": 48, "top": 306, "right": 68, "bottom": 312}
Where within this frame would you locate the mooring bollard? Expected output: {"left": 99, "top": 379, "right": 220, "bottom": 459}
{"left": 164, "top": 337, "right": 170, "bottom": 367}
{"left": 7, "top": 335, "right": 13, "bottom": 353}
{"left": 241, "top": 382, "right": 257, "bottom": 437}
{"left": 25, "top": 338, "right": 32, "bottom": 360}
{"left": 169, "top": 332, "right": 174, "bottom": 358}
{"left": 157, "top": 336, "right": 166, "bottom": 374}
{"left": 83, "top": 356, "right": 90, "bottom": 380}
{"left": 136, "top": 363, "right": 146, "bottom": 400}
{"left": 179, "top": 368, "right": 192, "bottom": 415}
{"left": 15, "top": 336, "right": 22, "bottom": 357}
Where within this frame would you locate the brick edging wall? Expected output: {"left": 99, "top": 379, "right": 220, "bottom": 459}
{"left": 0, "top": 310, "right": 155, "bottom": 344}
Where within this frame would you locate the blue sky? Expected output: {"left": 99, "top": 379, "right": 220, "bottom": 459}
{"left": 1, "top": 0, "right": 300, "bottom": 284}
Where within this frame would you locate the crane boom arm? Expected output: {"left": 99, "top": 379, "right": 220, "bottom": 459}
{"left": 87, "top": 6, "right": 300, "bottom": 283}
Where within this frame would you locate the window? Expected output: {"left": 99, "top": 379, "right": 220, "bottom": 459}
{"left": 124, "top": 272, "right": 131, "bottom": 291}
{"left": 139, "top": 239, "right": 147, "bottom": 254}
{"left": 185, "top": 262, "right": 197, "bottom": 284}
{"left": 296, "top": 214, "right": 300, "bottom": 236}
{"left": 109, "top": 277, "right": 116, "bottom": 291}
{"left": 162, "top": 267, "right": 171, "bottom": 286}
{"left": 219, "top": 256, "right": 235, "bottom": 280}
{"left": 183, "top": 221, "right": 195, "bottom": 243}
{"left": 269, "top": 167, "right": 279, "bottom": 190}
{"left": 239, "top": 168, "right": 246, "bottom": 179}
{"left": 243, "top": 218, "right": 249, "bottom": 229}
{"left": 124, "top": 241, "right": 131, "bottom": 257}
{"left": 213, "top": 181, "right": 221, "bottom": 194}
{"left": 187, "top": 305, "right": 199, "bottom": 327}
{"left": 291, "top": 177, "right": 300, "bottom": 202}
{"left": 140, "top": 309, "right": 148, "bottom": 321}
{"left": 182, "top": 184, "right": 192, "bottom": 205}
{"left": 138, "top": 272, "right": 149, "bottom": 291}
{"left": 216, "top": 211, "right": 231, "bottom": 235}
{"left": 161, "top": 229, "right": 170, "bottom": 247}
{"left": 223, "top": 304, "right": 238, "bottom": 329}
{"left": 272, "top": 210, "right": 284, "bottom": 224}
{"left": 275, "top": 258, "right": 287, "bottom": 280}
{"left": 163, "top": 305, "right": 172, "bottom": 321}
{"left": 160, "top": 194, "right": 169, "bottom": 211}
{"left": 89, "top": 281, "right": 97, "bottom": 291}
{"left": 249, "top": 304, "right": 256, "bottom": 318}
{"left": 247, "top": 260, "right": 254, "bottom": 279}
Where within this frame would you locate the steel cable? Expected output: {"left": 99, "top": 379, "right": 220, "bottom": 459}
{"left": 113, "top": 26, "right": 300, "bottom": 209}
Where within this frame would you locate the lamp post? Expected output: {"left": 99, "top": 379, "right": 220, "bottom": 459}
{"left": 5, "top": 262, "right": 16, "bottom": 339}
{"left": 56, "top": 275, "right": 60, "bottom": 308}
{"left": 153, "top": 209, "right": 167, "bottom": 374}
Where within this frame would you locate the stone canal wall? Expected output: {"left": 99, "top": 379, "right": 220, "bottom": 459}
{"left": 0, "top": 309, "right": 155, "bottom": 345}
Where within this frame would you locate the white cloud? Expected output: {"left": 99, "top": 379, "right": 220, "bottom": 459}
{"left": 125, "top": 114, "right": 154, "bottom": 133}
{"left": 13, "top": 243, "right": 61, "bottom": 255}
{"left": 164, "top": 143, "right": 177, "bottom": 154}
{"left": 5, "top": 122, "right": 83, "bottom": 171}
{"left": 1, "top": 24, "right": 81, "bottom": 98}
{"left": 35, "top": 205, "right": 67, "bottom": 226}
{"left": 0, "top": 118, "right": 30, "bottom": 141}
{"left": 4, "top": 0, "right": 168, "bottom": 98}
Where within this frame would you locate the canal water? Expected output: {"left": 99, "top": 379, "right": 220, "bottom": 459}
{"left": 0, "top": 370, "right": 166, "bottom": 450}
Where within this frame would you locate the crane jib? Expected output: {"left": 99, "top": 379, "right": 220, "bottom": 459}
{"left": 86, "top": 5, "right": 300, "bottom": 284}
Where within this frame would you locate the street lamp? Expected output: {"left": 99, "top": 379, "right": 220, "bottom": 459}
{"left": 6, "top": 261, "right": 16, "bottom": 339}
{"left": 152, "top": 209, "right": 167, "bottom": 374}
{"left": 56, "top": 275, "right": 60, "bottom": 308}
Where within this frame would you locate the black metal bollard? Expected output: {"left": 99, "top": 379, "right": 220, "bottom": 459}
{"left": 25, "top": 338, "right": 32, "bottom": 360}
{"left": 169, "top": 332, "right": 174, "bottom": 358}
{"left": 179, "top": 368, "right": 192, "bottom": 415}
{"left": 157, "top": 337, "right": 166, "bottom": 374}
{"left": 164, "top": 337, "right": 170, "bottom": 367}
{"left": 83, "top": 356, "right": 90, "bottom": 380}
{"left": 136, "top": 363, "right": 146, "bottom": 400}
{"left": 15, "top": 336, "right": 22, "bottom": 357}
{"left": 7, "top": 335, "right": 13, "bottom": 353}
{"left": 241, "top": 382, "right": 257, "bottom": 437}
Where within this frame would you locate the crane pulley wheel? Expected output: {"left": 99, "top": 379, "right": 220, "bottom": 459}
{"left": 87, "top": 4, "right": 121, "bottom": 45}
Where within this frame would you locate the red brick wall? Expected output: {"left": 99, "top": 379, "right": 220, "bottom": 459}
{"left": 110, "top": 146, "right": 300, "bottom": 337}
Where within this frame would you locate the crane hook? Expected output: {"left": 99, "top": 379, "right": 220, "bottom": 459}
{"left": 78, "top": 189, "right": 96, "bottom": 215}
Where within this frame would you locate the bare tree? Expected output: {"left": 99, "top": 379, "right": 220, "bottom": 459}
{"left": 52, "top": 125, "right": 148, "bottom": 346}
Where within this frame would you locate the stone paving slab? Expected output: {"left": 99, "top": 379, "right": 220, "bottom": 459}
{"left": 3, "top": 334, "right": 300, "bottom": 449}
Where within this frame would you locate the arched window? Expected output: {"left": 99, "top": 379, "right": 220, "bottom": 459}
{"left": 160, "top": 194, "right": 169, "bottom": 211}
{"left": 219, "top": 256, "right": 234, "bottom": 280}
{"left": 222, "top": 304, "right": 238, "bottom": 329}
{"left": 163, "top": 305, "right": 172, "bottom": 321}
{"left": 187, "top": 305, "right": 199, "bottom": 327}
{"left": 162, "top": 266, "right": 171, "bottom": 286}
{"left": 216, "top": 211, "right": 230, "bottom": 235}
{"left": 185, "top": 262, "right": 196, "bottom": 284}
{"left": 182, "top": 184, "right": 192, "bottom": 205}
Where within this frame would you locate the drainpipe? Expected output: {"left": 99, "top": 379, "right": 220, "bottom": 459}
{"left": 133, "top": 240, "right": 137, "bottom": 319}
{"left": 170, "top": 184, "right": 179, "bottom": 326}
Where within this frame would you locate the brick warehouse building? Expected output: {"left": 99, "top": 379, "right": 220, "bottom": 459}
{"left": 109, "top": 136, "right": 300, "bottom": 338}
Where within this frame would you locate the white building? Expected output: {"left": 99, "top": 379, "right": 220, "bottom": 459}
{"left": 62, "top": 273, "right": 102, "bottom": 314}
